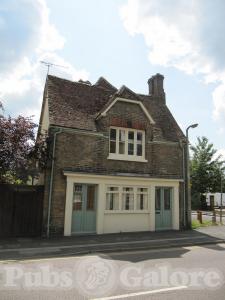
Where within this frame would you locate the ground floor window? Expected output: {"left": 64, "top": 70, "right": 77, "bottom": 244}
{"left": 122, "top": 187, "right": 134, "bottom": 210}
{"left": 136, "top": 188, "right": 148, "bottom": 210}
{"left": 105, "top": 186, "right": 149, "bottom": 211}
{"left": 106, "top": 187, "right": 119, "bottom": 210}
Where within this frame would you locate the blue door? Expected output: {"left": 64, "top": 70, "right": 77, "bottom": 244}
{"left": 71, "top": 184, "right": 96, "bottom": 234}
{"left": 155, "top": 187, "right": 173, "bottom": 230}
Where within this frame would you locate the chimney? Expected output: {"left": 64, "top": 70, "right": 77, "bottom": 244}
{"left": 147, "top": 73, "right": 165, "bottom": 98}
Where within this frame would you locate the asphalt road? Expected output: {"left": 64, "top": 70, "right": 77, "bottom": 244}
{"left": 0, "top": 243, "right": 225, "bottom": 300}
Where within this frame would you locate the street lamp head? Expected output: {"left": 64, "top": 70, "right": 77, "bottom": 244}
{"left": 186, "top": 123, "right": 198, "bottom": 132}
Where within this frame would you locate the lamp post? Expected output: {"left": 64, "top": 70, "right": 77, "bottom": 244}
{"left": 185, "top": 123, "right": 198, "bottom": 229}
{"left": 220, "top": 168, "right": 224, "bottom": 224}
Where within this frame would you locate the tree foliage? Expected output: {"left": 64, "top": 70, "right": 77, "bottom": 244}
{"left": 190, "top": 136, "right": 225, "bottom": 195}
{"left": 0, "top": 101, "right": 48, "bottom": 184}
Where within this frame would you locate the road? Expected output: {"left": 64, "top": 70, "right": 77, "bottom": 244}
{"left": 0, "top": 243, "right": 225, "bottom": 300}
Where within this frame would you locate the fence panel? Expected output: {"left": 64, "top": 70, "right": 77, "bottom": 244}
{"left": 0, "top": 185, "right": 44, "bottom": 237}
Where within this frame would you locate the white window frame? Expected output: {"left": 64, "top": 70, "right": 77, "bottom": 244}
{"left": 122, "top": 187, "right": 135, "bottom": 211}
{"left": 108, "top": 127, "right": 147, "bottom": 162}
{"left": 105, "top": 185, "right": 150, "bottom": 213}
{"left": 106, "top": 186, "right": 120, "bottom": 211}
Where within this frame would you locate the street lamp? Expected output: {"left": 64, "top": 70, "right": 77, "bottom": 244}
{"left": 220, "top": 167, "right": 224, "bottom": 224}
{"left": 185, "top": 123, "right": 198, "bottom": 229}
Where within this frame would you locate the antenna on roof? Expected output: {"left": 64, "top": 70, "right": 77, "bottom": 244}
{"left": 40, "top": 61, "right": 68, "bottom": 75}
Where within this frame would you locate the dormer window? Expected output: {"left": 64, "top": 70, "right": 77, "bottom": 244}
{"left": 108, "top": 127, "right": 147, "bottom": 162}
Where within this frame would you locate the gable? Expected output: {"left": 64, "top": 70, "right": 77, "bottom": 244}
{"left": 116, "top": 85, "right": 141, "bottom": 101}
{"left": 94, "top": 77, "right": 117, "bottom": 93}
{"left": 98, "top": 97, "right": 155, "bottom": 125}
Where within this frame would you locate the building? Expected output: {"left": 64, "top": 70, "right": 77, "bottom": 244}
{"left": 205, "top": 192, "right": 225, "bottom": 208}
{"left": 38, "top": 73, "right": 186, "bottom": 236}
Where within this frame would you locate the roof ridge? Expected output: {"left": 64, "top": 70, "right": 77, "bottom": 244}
{"left": 47, "top": 74, "right": 117, "bottom": 95}
{"left": 48, "top": 74, "right": 92, "bottom": 87}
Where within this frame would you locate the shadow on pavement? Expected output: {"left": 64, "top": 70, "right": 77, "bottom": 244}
{"left": 0, "top": 227, "right": 225, "bottom": 261}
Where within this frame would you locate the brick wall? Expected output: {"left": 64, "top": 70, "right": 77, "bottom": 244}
{"left": 43, "top": 100, "right": 184, "bottom": 235}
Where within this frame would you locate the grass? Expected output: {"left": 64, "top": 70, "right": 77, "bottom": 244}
{"left": 192, "top": 219, "right": 218, "bottom": 229}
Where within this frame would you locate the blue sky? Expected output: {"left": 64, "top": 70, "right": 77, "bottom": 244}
{"left": 0, "top": 0, "right": 225, "bottom": 157}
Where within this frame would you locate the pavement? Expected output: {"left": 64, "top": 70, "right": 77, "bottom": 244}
{"left": 1, "top": 225, "right": 225, "bottom": 261}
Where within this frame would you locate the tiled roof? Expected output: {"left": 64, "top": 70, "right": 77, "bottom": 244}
{"left": 47, "top": 75, "right": 113, "bottom": 131}
{"left": 45, "top": 75, "right": 184, "bottom": 141}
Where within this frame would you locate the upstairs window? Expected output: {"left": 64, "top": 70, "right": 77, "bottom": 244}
{"left": 109, "top": 127, "right": 146, "bottom": 162}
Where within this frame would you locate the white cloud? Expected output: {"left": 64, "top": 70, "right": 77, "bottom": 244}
{"left": 37, "top": 0, "right": 65, "bottom": 53}
{"left": 0, "top": 0, "right": 89, "bottom": 120}
{"left": 120, "top": 0, "right": 225, "bottom": 129}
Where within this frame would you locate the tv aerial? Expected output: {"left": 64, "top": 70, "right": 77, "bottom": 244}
{"left": 40, "top": 61, "right": 68, "bottom": 75}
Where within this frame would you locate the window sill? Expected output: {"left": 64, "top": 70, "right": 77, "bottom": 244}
{"left": 104, "top": 210, "right": 150, "bottom": 214}
{"left": 107, "top": 154, "right": 148, "bottom": 163}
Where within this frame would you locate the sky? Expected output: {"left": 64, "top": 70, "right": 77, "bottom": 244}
{"left": 0, "top": 0, "right": 225, "bottom": 158}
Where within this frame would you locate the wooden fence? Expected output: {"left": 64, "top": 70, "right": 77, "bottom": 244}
{"left": 0, "top": 184, "right": 44, "bottom": 238}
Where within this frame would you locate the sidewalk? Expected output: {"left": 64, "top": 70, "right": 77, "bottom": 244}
{"left": 0, "top": 226, "right": 225, "bottom": 261}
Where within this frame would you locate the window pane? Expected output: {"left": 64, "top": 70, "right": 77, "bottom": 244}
{"left": 110, "top": 141, "right": 116, "bottom": 153}
{"left": 106, "top": 192, "right": 119, "bottom": 210}
{"left": 128, "top": 131, "right": 134, "bottom": 141}
{"left": 119, "top": 142, "right": 125, "bottom": 154}
{"left": 73, "top": 185, "right": 83, "bottom": 211}
{"left": 136, "top": 193, "right": 148, "bottom": 210}
{"left": 75, "top": 184, "right": 82, "bottom": 192}
{"left": 137, "top": 188, "right": 147, "bottom": 193}
{"left": 117, "top": 130, "right": 125, "bottom": 154}
{"left": 123, "top": 187, "right": 133, "bottom": 192}
{"left": 87, "top": 185, "right": 95, "bottom": 210}
{"left": 128, "top": 143, "right": 134, "bottom": 155}
{"left": 122, "top": 188, "right": 134, "bottom": 210}
{"left": 155, "top": 188, "right": 161, "bottom": 210}
{"left": 108, "top": 186, "right": 119, "bottom": 192}
{"left": 119, "top": 130, "right": 125, "bottom": 142}
{"left": 137, "top": 144, "right": 142, "bottom": 156}
{"left": 110, "top": 128, "right": 116, "bottom": 140}
{"left": 164, "top": 188, "right": 171, "bottom": 210}
{"left": 137, "top": 132, "right": 143, "bottom": 141}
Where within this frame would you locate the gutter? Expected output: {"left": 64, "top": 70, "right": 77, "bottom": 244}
{"left": 46, "top": 129, "right": 62, "bottom": 238}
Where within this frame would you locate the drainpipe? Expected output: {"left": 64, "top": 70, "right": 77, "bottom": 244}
{"left": 46, "top": 129, "right": 62, "bottom": 238}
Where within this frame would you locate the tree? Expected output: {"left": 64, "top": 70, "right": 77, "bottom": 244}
{"left": 0, "top": 101, "right": 48, "bottom": 184}
{"left": 190, "top": 136, "right": 225, "bottom": 208}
